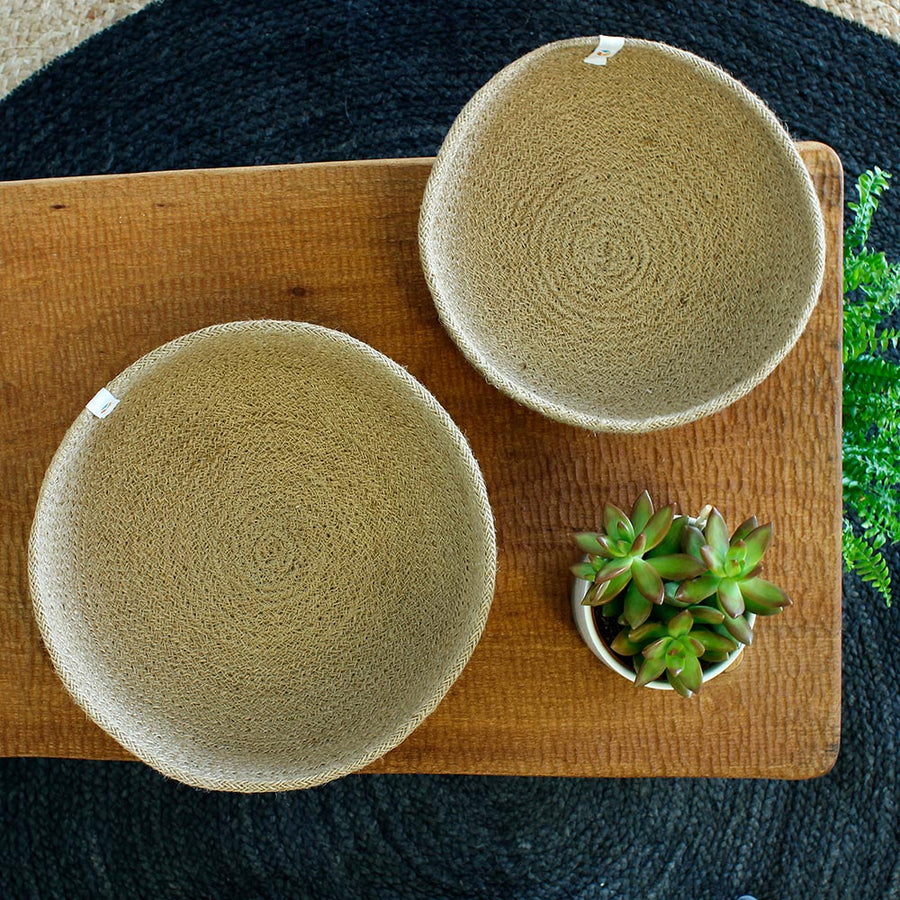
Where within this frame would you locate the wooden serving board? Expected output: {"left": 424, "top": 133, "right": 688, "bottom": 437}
{"left": 0, "top": 145, "right": 842, "bottom": 779}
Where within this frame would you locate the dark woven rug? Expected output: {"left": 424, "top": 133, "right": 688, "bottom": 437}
{"left": 2, "top": 1, "right": 900, "bottom": 898}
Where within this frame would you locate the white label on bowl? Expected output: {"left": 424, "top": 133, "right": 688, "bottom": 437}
{"left": 86, "top": 387, "right": 120, "bottom": 419}
{"left": 584, "top": 35, "right": 626, "bottom": 66}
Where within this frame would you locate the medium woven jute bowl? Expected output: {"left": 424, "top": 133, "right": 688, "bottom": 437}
{"left": 420, "top": 37, "right": 826, "bottom": 432}
{"left": 29, "top": 321, "right": 496, "bottom": 791}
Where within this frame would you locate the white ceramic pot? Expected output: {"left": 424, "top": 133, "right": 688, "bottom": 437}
{"left": 571, "top": 571, "right": 755, "bottom": 690}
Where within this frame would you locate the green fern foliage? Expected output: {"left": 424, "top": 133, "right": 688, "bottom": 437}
{"left": 843, "top": 168, "right": 900, "bottom": 605}
{"left": 842, "top": 522, "right": 891, "bottom": 602}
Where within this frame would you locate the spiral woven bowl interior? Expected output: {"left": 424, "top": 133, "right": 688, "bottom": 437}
{"left": 28, "top": 321, "right": 496, "bottom": 791}
{"left": 419, "top": 37, "right": 826, "bottom": 432}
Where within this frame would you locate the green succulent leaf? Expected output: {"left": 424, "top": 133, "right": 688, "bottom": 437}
{"left": 630, "top": 491, "right": 654, "bottom": 535}
{"left": 623, "top": 583, "right": 653, "bottom": 629}
{"left": 628, "top": 622, "right": 668, "bottom": 645}
{"left": 665, "top": 644, "right": 686, "bottom": 677}
{"left": 683, "top": 635, "right": 705, "bottom": 656}
{"left": 689, "top": 605, "right": 725, "bottom": 626}
{"left": 630, "top": 532, "right": 647, "bottom": 556}
{"left": 667, "top": 610, "right": 694, "bottom": 638}
{"left": 717, "top": 578, "right": 746, "bottom": 618}
{"left": 700, "top": 544, "right": 725, "bottom": 574}
{"left": 675, "top": 574, "right": 720, "bottom": 604}
{"left": 742, "top": 596, "right": 784, "bottom": 616}
{"left": 635, "top": 655, "right": 668, "bottom": 687}
{"left": 589, "top": 534, "right": 620, "bottom": 558}
{"left": 604, "top": 504, "right": 634, "bottom": 543}
{"left": 642, "top": 506, "right": 675, "bottom": 552}
{"left": 740, "top": 577, "right": 791, "bottom": 609}
{"left": 667, "top": 670, "right": 694, "bottom": 698}
{"left": 603, "top": 595, "right": 625, "bottom": 619}
{"left": 704, "top": 508, "right": 730, "bottom": 557}
{"left": 731, "top": 516, "right": 760, "bottom": 543}
{"left": 649, "top": 515, "right": 688, "bottom": 557}
{"left": 631, "top": 557, "right": 665, "bottom": 604}
{"left": 679, "top": 653, "right": 703, "bottom": 694}
{"left": 742, "top": 524, "right": 773, "bottom": 571}
{"left": 722, "top": 613, "right": 753, "bottom": 646}
{"left": 611, "top": 629, "right": 644, "bottom": 656}
{"left": 598, "top": 568, "right": 634, "bottom": 604}
{"left": 571, "top": 561, "right": 597, "bottom": 580}
{"left": 662, "top": 589, "right": 694, "bottom": 609}
{"left": 573, "top": 532, "right": 609, "bottom": 556}
{"left": 691, "top": 628, "right": 739, "bottom": 655}
{"left": 681, "top": 524, "right": 706, "bottom": 559}
{"left": 701, "top": 650, "right": 730, "bottom": 663}
{"left": 655, "top": 604, "right": 681, "bottom": 625}
{"left": 581, "top": 579, "right": 607, "bottom": 606}
{"left": 594, "top": 558, "right": 632, "bottom": 584}
{"left": 641, "top": 637, "right": 670, "bottom": 660}
{"left": 726, "top": 541, "right": 747, "bottom": 564}
{"left": 646, "top": 553, "right": 708, "bottom": 581}
{"left": 610, "top": 537, "right": 633, "bottom": 557}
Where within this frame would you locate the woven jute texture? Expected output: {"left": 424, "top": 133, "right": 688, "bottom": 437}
{"left": 420, "top": 37, "right": 826, "bottom": 432}
{"left": 805, "top": 0, "right": 900, "bottom": 40}
{"left": 28, "top": 321, "right": 496, "bottom": 792}
{"left": 0, "top": 0, "right": 149, "bottom": 99}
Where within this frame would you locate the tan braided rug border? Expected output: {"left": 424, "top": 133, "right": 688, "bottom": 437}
{"left": 0, "top": 0, "right": 897, "bottom": 102}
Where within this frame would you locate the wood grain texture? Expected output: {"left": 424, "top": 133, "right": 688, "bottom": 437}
{"left": 0, "top": 145, "right": 842, "bottom": 778}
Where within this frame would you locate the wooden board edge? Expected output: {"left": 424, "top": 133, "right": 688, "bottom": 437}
{"left": 802, "top": 139, "right": 844, "bottom": 780}
{"left": 0, "top": 143, "right": 836, "bottom": 191}
{"left": 0, "top": 157, "right": 438, "bottom": 192}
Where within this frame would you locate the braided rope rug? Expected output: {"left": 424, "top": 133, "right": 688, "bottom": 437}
{"left": 2, "top": 0, "right": 900, "bottom": 107}
{"left": 1, "top": 0, "right": 898, "bottom": 102}
{"left": 1, "top": 1, "right": 900, "bottom": 898}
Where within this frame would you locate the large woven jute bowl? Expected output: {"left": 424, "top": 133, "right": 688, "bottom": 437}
{"left": 29, "top": 321, "right": 496, "bottom": 791}
{"left": 420, "top": 37, "right": 826, "bottom": 432}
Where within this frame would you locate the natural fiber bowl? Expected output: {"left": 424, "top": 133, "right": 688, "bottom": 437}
{"left": 29, "top": 321, "right": 496, "bottom": 791}
{"left": 420, "top": 37, "right": 826, "bottom": 432}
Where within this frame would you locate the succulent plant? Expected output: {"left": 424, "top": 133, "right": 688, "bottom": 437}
{"left": 610, "top": 607, "right": 739, "bottom": 698}
{"left": 673, "top": 509, "right": 792, "bottom": 645}
{"left": 570, "top": 492, "right": 706, "bottom": 618}
{"left": 572, "top": 492, "right": 791, "bottom": 697}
